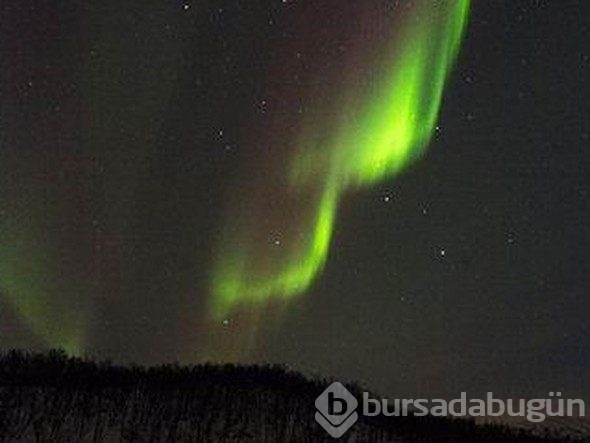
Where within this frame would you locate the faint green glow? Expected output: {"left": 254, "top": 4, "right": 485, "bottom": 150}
{"left": 0, "top": 222, "right": 86, "bottom": 355}
{"left": 212, "top": 0, "right": 470, "bottom": 318}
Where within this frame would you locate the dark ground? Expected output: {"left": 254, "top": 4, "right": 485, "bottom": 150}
{"left": 0, "top": 350, "right": 585, "bottom": 442}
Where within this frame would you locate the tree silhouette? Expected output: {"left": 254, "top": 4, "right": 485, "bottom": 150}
{"left": 0, "top": 349, "right": 584, "bottom": 442}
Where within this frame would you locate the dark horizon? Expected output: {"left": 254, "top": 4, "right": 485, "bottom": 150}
{"left": 0, "top": 349, "right": 583, "bottom": 442}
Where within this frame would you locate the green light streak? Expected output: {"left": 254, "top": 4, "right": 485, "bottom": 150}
{"left": 212, "top": 184, "right": 338, "bottom": 315}
{"left": 212, "top": 0, "right": 470, "bottom": 318}
{"left": 0, "top": 216, "right": 86, "bottom": 355}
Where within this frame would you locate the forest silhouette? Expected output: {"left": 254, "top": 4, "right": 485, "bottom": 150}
{"left": 0, "top": 350, "right": 585, "bottom": 442}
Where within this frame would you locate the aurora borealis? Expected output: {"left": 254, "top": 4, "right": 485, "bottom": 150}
{"left": 1, "top": 0, "right": 589, "bottom": 404}
{"left": 211, "top": 0, "right": 470, "bottom": 317}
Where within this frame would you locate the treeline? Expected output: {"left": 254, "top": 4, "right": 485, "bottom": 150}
{"left": 0, "top": 350, "right": 584, "bottom": 442}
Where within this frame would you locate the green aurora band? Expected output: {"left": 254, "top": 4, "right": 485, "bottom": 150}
{"left": 212, "top": 0, "right": 471, "bottom": 318}
{"left": 0, "top": 207, "right": 88, "bottom": 355}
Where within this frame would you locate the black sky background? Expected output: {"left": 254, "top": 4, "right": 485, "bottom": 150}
{"left": 0, "top": 0, "right": 589, "bottom": 402}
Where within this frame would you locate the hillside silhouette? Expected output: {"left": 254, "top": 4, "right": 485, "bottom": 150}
{"left": 0, "top": 350, "right": 585, "bottom": 442}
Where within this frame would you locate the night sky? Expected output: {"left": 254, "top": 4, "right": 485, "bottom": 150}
{"left": 1, "top": 0, "right": 589, "bottom": 402}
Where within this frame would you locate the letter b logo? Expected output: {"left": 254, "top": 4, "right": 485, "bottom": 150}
{"left": 315, "top": 382, "right": 358, "bottom": 438}
{"left": 328, "top": 392, "right": 347, "bottom": 415}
